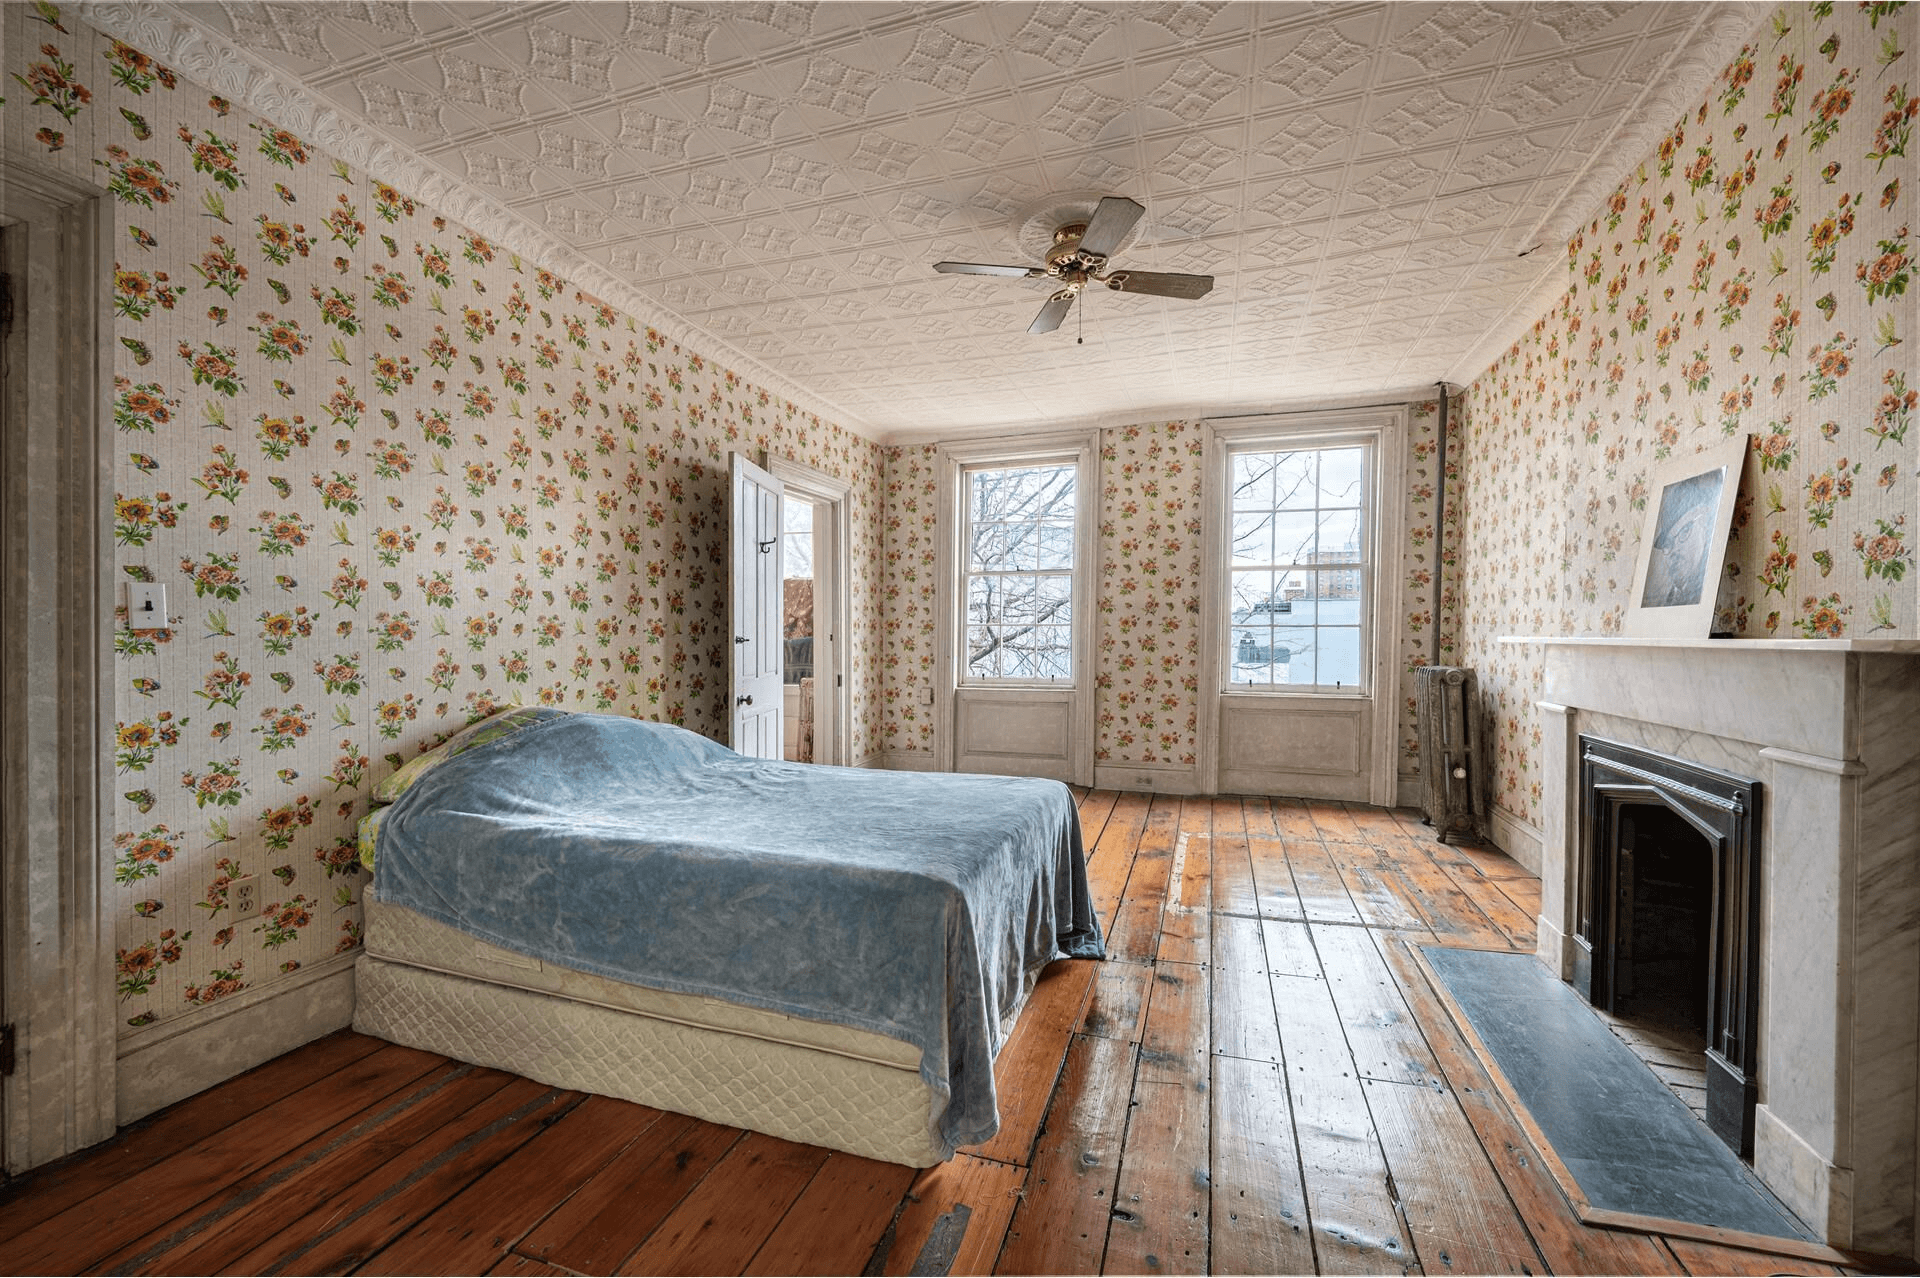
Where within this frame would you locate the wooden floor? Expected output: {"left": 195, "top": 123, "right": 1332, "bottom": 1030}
{"left": 0, "top": 792, "right": 1883, "bottom": 1276}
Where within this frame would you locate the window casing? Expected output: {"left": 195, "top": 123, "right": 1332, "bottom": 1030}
{"left": 960, "top": 460, "right": 1077, "bottom": 683}
{"left": 1222, "top": 437, "right": 1374, "bottom": 694}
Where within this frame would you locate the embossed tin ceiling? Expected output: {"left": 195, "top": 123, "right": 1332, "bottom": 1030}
{"left": 128, "top": 1, "right": 1762, "bottom": 439}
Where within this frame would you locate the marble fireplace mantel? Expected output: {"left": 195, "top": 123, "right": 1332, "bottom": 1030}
{"left": 1499, "top": 635, "right": 1920, "bottom": 1259}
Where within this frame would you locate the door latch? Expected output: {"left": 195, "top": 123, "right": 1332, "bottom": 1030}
{"left": 736, "top": 694, "right": 753, "bottom": 706}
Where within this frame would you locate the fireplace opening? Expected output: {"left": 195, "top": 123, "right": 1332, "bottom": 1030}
{"left": 1575, "top": 737, "right": 1761, "bottom": 1158}
{"left": 1615, "top": 802, "right": 1713, "bottom": 1034}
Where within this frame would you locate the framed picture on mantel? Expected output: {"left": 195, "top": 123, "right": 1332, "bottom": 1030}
{"left": 1625, "top": 434, "right": 1749, "bottom": 638}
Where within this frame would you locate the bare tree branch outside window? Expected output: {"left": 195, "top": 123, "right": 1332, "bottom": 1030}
{"left": 1226, "top": 445, "right": 1368, "bottom": 690}
{"left": 964, "top": 462, "right": 1075, "bottom": 679}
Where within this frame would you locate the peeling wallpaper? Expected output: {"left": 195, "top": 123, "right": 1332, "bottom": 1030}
{"left": 1455, "top": 0, "right": 1918, "bottom": 829}
{"left": 2, "top": 6, "right": 885, "bottom": 1036}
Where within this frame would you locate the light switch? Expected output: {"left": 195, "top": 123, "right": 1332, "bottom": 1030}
{"left": 921, "top": 686, "right": 935, "bottom": 705}
{"left": 128, "top": 582, "right": 166, "bottom": 628}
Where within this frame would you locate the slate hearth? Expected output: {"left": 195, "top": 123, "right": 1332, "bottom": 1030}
{"left": 1504, "top": 636, "right": 1920, "bottom": 1257}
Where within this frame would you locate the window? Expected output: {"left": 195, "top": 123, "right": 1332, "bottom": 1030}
{"left": 1225, "top": 441, "right": 1371, "bottom": 691}
{"left": 962, "top": 461, "right": 1076, "bottom": 681}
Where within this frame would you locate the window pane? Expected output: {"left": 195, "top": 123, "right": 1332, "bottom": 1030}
{"left": 1231, "top": 511, "right": 1272, "bottom": 566}
{"left": 1316, "top": 627, "right": 1362, "bottom": 688}
{"left": 1318, "top": 448, "right": 1365, "bottom": 506}
{"left": 1317, "top": 509, "right": 1362, "bottom": 564}
{"left": 1031, "top": 627, "right": 1071, "bottom": 679}
{"left": 1270, "top": 450, "right": 1317, "bottom": 509}
{"left": 1230, "top": 452, "right": 1272, "bottom": 510}
{"left": 1034, "top": 574, "right": 1072, "bottom": 624}
{"left": 1230, "top": 570, "right": 1273, "bottom": 622}
{"left": 966, "top": 574, "right": 1000, "bottom": 626}
{"left": 966, "top": 625, "right": 998, "bottom": 678}
{"left": 1273, "top": 510, "right": 1317, "bottom": 564}
{"left": 1035, "top": 521, "right": 1074, "bottom": 570}
{"left": 998, "top": 574, "right": 1042, "bottom": 625}
{"left": 1272, "top": 625, "right": 1316, "bottom": 683}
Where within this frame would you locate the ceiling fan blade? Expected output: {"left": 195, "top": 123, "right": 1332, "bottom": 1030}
{"left": 1029, "top": 290, "right": 1077, "bottom": 335}
{"left": 933, "top": 261, "right": 1042, "bottom": 278}
{"left": 1078, "top": 196, "right": 1145, "bottom": 259}
{"left": 1105, "top": 270, "right": 1214, "bottom": 300}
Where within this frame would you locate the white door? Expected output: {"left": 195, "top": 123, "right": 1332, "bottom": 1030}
{"left": 729, "top": 453, "right": 784, "bottom": 758}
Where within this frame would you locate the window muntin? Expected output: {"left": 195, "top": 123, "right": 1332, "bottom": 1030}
{"left": 962, "top": 461, "right": 1076, "bottom": 681}
{"left": 1225, "top": 442, "right": 1369, "bottom": 692}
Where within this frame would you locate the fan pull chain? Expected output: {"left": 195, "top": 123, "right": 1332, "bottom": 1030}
{"left": 1077, "top": 296, "right": 1083, "bottom": 345}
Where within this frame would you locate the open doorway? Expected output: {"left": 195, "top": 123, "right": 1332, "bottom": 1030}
{"left": 781, "top": 499, "right": 818, "bottom": 763}
{"left": 767, "top": 458, "right": 851, "bottom": 767}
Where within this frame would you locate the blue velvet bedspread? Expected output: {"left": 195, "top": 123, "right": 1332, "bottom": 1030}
{"left": 369, "top": 712, "right": 1104, "bottom": 1154}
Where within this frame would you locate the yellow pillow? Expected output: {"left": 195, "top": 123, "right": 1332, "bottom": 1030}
{"left": 368, "top": 706, "right": 567, "bottom": 804}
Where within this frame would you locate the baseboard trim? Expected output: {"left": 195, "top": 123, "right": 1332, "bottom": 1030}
{"left": 851, "top": 750, "right": 884, "bottom": 769}
{"left": 1489, "top": 805, "right": 1544, "bottom": 877}
{"left": 1092, "top": 763, "right": 1204, "bottom": 795}
{"left": 115, "top": 951, "right": 358, "bottom": 1124}
{"left": 874, "top": 751, "right": 945, "bottom": 772}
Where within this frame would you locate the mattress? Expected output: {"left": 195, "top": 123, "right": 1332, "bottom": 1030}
{"left": 354, "top": 893, "right": 952, "bottom": 1165}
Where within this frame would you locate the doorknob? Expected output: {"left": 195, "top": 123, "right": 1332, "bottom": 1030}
{"left": 736, "top": 694, "right": 753, "bottom": 706}
{"left": 734, "top": 636, "right": 749, "bottom": 644}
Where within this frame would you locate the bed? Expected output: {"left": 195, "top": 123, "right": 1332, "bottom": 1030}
{"left": 351, "top": 707, "right": 1102, "bottom": 1166}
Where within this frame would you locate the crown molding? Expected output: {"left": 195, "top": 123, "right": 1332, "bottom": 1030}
{"left": 74, "top": 1, "right": 886, "bottom": 443}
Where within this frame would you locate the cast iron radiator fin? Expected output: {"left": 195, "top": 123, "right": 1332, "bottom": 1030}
{"left": 1415, "top": 665, "right": 1487, "bottom": 844}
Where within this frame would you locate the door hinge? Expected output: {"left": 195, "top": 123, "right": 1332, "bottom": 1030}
{"left": 0, "top": 1022, "right": 15, "bottom": 1077}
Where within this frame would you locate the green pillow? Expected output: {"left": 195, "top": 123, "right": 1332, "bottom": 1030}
{"left": 369, "top": 706, "right": 568, "bottom": 804}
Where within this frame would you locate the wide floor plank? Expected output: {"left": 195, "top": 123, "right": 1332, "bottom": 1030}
{"left": 742, "top": 1152, "right": 917, "bottom": 1276}
{"left": 877, "top": 1155, "right": 1027, "bottom": 1277}
{"left": 359, "top": 1094, "right": 666, "bottom": 1275}
{"left": 516, "top": 1113, "right": 742, "bottom": 1274}
{"left": 994, "top": 1034, "right": 1138, "bottom": 1276}
{"left": 616, "top": 1132, "right": 829, "bottom": 1276}
{"left": 0, "top": 1030, "right": 384, "bottom": 1249}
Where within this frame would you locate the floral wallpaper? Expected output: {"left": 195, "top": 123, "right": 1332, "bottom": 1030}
{"left": 1095, "top": 422, "right": 1204, "bottom": 768}
{"left": 1398, "top": 396, "right": 1467, "bottom": 775}
{"left": 878, "top": 444, "right": 940, "bottom": 757}
{"left": 1455, "top": 0, "right": 1918, "bottom": 829}
{"left": 3, "top": 6, "right": 885, "bottom": 1036}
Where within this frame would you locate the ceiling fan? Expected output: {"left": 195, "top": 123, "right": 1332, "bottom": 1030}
{"left": 932, "top": 196, "right": 1214, "bottom": 335}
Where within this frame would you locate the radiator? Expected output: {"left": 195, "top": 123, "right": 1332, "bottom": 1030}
{"left": 1415, "top": 665, "right": 1487, "bottom": 844}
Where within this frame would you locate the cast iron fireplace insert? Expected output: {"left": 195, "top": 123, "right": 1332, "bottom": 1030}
{"left": 1573, "top": 735, "right": 1762, "bottom": 1158}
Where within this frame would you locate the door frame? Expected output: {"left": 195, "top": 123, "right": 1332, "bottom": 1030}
{"left": 0, "top": 159, "right": 118, "bottom": 1173}
{"left": 1196, "top": 406, "right": 1407, "bottom": 804}
{"left": 767, "top": 457, "right": 852, "bottom": 767}
{"left": 934, "top": 430, "right": 1098, "bottom": 785}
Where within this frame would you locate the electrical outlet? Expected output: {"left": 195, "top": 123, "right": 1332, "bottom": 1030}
{"left": 228, "top": 875, "right": 259, "bottom": 921}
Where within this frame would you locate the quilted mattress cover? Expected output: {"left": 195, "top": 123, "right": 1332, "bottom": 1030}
{"left": 355, "top": 891, "right": 963, "bottom": 1164}
{"left": 361, "top": 890, "right": 919, "bottom": 1068}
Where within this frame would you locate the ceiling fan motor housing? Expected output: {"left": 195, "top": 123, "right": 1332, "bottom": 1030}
{"left": 1045, "top": 223, "right": 1100, "bottom": 287}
